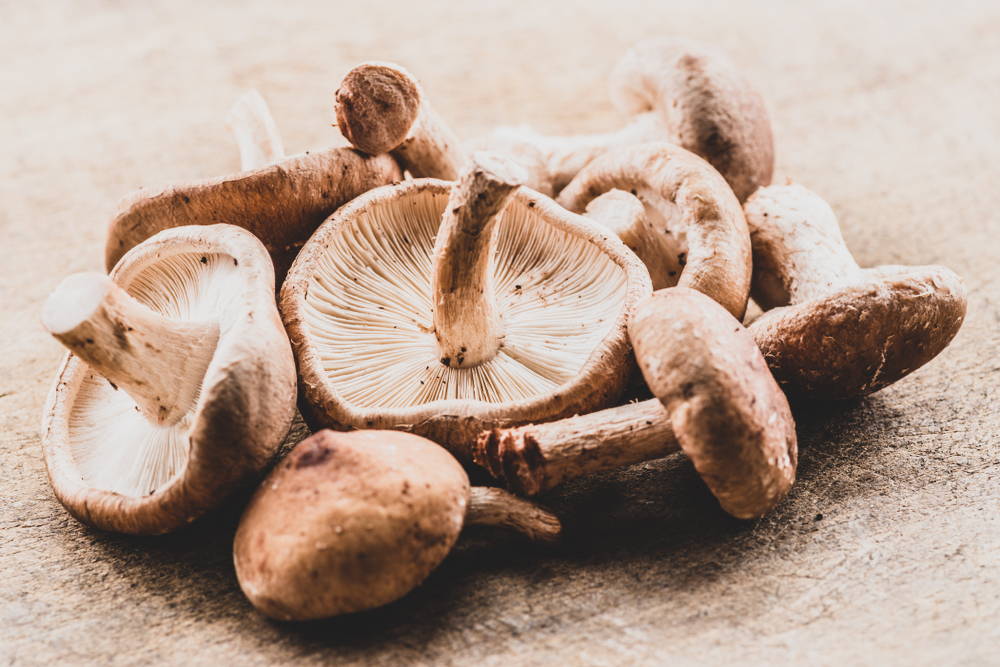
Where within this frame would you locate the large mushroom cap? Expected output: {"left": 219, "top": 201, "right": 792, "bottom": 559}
{"left": 281, "top": 178, "right": 651, "bottom": 458}
{"left": 629, "top": 287, "right": 797, "bottom": 518}
{"left": 751, "top": 266, "right": 967, "bottom": 399}
{"left": 234, "top": 430, "right": 469, "bottom": 621}
{"left": 42, "top": 224, "right": 296, "bottom": 534}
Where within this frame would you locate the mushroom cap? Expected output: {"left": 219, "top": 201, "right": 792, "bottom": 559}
{"left": 233, "top": 430, "right": 469, "bottom": 621}
{"left": 558, "top": 142, "right": 751, "bottom": 319}
{"left": 609, "top": 38, "right": 774, "bottom": 202}
{"left": 42, "top": 224, "right": 296, "bottom": 534}
{"left": 750, "top": 265, "right": 967, "bottom": 399}
{"left": 629, "top": 287, "right": 797, "bottom": 519}
{"left": 105, "top": 147, "right": 401, "bottom": 281}
{"left": 335, "top": 62, "right": 423, "bottom": 155}
{"left": 280, "top": 179, "right": 652, "bottom": 459}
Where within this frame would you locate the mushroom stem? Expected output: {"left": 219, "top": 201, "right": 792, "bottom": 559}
{"left": 745, "top": 184, "right": 862, "bottom": 308}
{"left": 42, "top": 272, "right": 219, "bottom": 426}
{"left": 335, "top": 62, "right": 463, "bottom": 179}
{"left": 431, "top": 153, "right": 527, "bottom": 368}
{"left": 474, "top": 398, "right": 678, "bottom": 496}
{"left": 584, "top": 189, "right": 679, "bottom": 289}
{"left": 465, "top": 487, "right": 561, "bottom": 542}
{"left": 227, "top": 90, "right": 285, "bottom": 171}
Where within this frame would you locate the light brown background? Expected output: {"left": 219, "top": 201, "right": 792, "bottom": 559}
{"left": 2, "top": 1, "right": 999, "bottom": 664}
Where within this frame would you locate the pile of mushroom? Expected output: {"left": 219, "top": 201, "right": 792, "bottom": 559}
{"left": 36, "top": 37, "right": 967, "bottom": 623}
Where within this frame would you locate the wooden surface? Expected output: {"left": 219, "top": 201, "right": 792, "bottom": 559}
{"left": 2, "top": 1, "right": 999, "bottom": 664}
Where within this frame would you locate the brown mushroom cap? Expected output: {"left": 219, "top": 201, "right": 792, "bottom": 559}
{"left": 234, "top": 430, "right": 469, "bottom": 621}
{"left": 558, "top": 142, "right": 752, "bottom": 319}
{"left": 280, "top": 178, "right": 651, "bottom": 460}
{"left": 610, "top": 38, "right": 774, "bottom": 202}
{"left": 42, "top": 224, "right": 296, "bottom": 534}
{"left": 105, "top": 147, "right": 401, "bottom": 282}
{"left": 629, "top": 287, "right": 797, "bottom": 518}
{"left": 745, "top": 184, "right": 968, "bottom": 399}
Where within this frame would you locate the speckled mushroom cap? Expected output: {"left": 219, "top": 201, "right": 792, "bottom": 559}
{"left": 234, "top": 430, "right": 469, "bottom": 621}
{"left": 41, "top": 224, "right": 296, "bottom": 534}
{"left": 630, "top": 287, "right": 797, "bottom": 518}
{"left": 745, "top": 184, "right": 968, "bottom": 399}
{"left": 558, "top": 142, "right": 752, "bottom": 319}
{"left": 280, "top": 176, "right": 652, "bottom": 460}
{"left": 610, "top": 38, "right": 774, "bottom": 202}
{"left": 105, "top": 147, "right": 401, "bottom": 282}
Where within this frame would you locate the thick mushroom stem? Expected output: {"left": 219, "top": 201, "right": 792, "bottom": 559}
{"left": 744, "top": 184, "right": 863, "bottom": 308}
{"left": 474, "top": 399, "right": 678, "bottom": 496}
{"left": 227, "top": 90, "right": 286, "bottom": 171}
{"left": 584, "top": 189, "right": 679, "bottom": 289}
{"left": 465, "top": 487, "right": 562, "bottom": 542}
{"left": 42, "top": 272, "right": 219, "bottom": 426}
{"left": 335, "top": 62, "right": 463, "bottom": 179}
{"left": 432, "top": 153, "right": 527, "bottom": 368}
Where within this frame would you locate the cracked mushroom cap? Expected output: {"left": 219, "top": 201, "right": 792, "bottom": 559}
{"left": 41, "top": 224, "right": 296, "bottom": 534}
{"left": 234, "top": 430, "right": 469, "bottom": 620}
{"left": 630, "top": 287, "right": 797, "bottom": 518}
{"left": 281, "top": 172, "right": 652, "bottom": 460}
{"left": 745, "top": 184, "right": 968, "bottom": 399}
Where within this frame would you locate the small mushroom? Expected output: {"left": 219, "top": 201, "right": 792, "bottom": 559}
{"left": 234, "top": 429, "right": 560, "bottom": 621}
{"left": 609, "top": 38, "right": 774, "bottom": 202}
{"left": 475, "top": 287, "right": 797, "bottom": 519}
{"left": 335, "top": 62, "right": 463, "bottom": 180}
{"left": 745, "top": 184, "right": 967, "bottom": 399}
{"left": 41, "top": 224, "right": 296, "bottom": 534}
{"left": 106, "top": 92, "right": 401, "bottom": 281}
{"left": 280, "top": 152, "right": 651, "bottom": 459}
{"left": 558, "top": 142, "right": 752, "bottom": 318}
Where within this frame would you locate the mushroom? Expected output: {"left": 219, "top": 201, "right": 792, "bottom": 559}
{"left": 106, "top": 91, "right": 401, "bottom": 281}
{"left": 475, "top": 287, "right": 797, "bottom": 519}
{"left": 744, "top": 184, "right": 968, "bottom": 399}
{"left": 558, "top": 142, "right": 752, "bottom": 318}
{"left": 609, "top": 37, "right": 774, "bottom": 202}
{"left": 280, "top": 152, "right": 652, "bottom": 460}
{"left": 234, "top": 429, "right": 560, "bottom": 621}
{"left": 41, "top": 224, "right": 296, "bottom": 534}
{"left": 334, "top": 61, "right": 665, "bottom": 197}
{"left": 334, "top": 62, "right": 463, "bottom": 180}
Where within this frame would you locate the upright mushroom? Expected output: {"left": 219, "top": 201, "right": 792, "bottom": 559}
{"left": 558, "top": 142, "right": 752, "bottom": 317}
{"left": 475, "top": 287, "right": 797, "bottom": 519}
{"left": 41, "top": 224, "right": 296, "bottom": 534}
{"left": 281, "top": 153, "right": 652, "bottom": 459}
{"left": 609, "top": 38, "right": 774, "bottom": 202}
{"left": 744, "top": 184, "right": 967, "bottom": 399}
{"left": 106, "top": 91, "right": 401, "bottom": 281}
{"left": 234, "top": 429, "right": 560, "bottom": 621}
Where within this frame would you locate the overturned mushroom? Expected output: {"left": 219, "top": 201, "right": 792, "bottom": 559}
{"left": 106, "top": 91, "right": 401, "bottom": 281}
{"left": 475, "top": 287, "right": 797, "bottom": 519}
{"left": 281, "top": 153, "right": 651, "bottom": 460}
{"left": 235, "top": 429, "right": 560, "bottom": 621}
{"left": 41, "top": 224, "right": 296, "bottom": 534}
{"left": 559, "top": 142, "right": 751, "bottom": 318}
{"left": 745, "top": 184, "right": 967, "bottom": 399}
{"left": 609, "top": 38, "right": 774, "bottom": 202}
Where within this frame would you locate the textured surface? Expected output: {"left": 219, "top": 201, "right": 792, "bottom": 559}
{"left": 2, "top": 1, "right": 998, "bottom": 664}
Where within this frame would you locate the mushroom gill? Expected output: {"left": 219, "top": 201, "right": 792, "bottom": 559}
{"left": 299, "top": 188, "right": 629, "bottom": 408}
{"left": 66, "top": 253, "right": 241, "bottom": 496}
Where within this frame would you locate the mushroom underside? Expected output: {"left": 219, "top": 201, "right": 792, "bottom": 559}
{"left": 65, "top": 252, "right": 244, "bottom": 496}
{"left": 298, "top": 189, "right": 631, "bottom": 410}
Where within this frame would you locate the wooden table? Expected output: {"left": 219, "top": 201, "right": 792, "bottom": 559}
{"left": 2, "top": 1, "right": 998, "bottom": 663}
